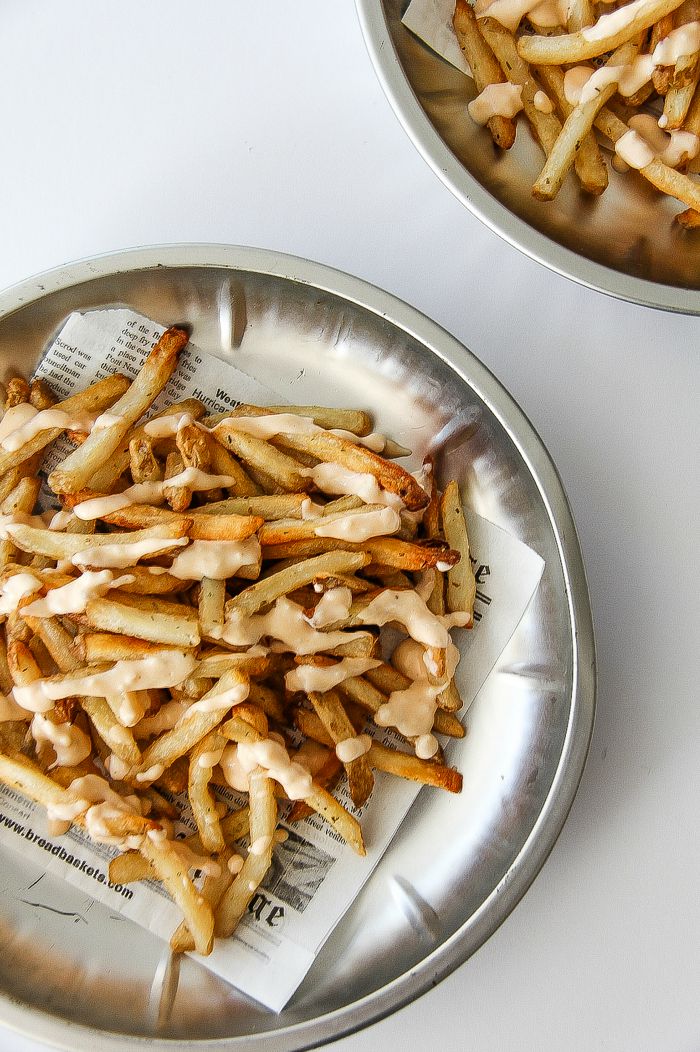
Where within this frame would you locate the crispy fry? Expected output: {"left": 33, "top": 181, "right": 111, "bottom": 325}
{"left": 82, "top": 594, "right": 201, "bottom": 647}
{"left": 140, "top": 833, "right": 214, "bottom": 955}
{"left": 226, "top": 550, "right": 370, "bottom": 619}
{"left": 453, "top": 0, "right": 517, "bottom": 149}
{"left": 518, "top": 0, "right": 685, "bottom": 63}
{"left": 308, "top": 688, "right": 374, "bottom": 807}
{"left": 214, "top": 771, "right": 277, "bottom": 938}
{"left": 49, "top": 328, "right": 188, "bottom": 494}
{"left": 440, "top": 480, "right": 477, "bottom": 620}
{"left": 5, "top": 519, "right": 191, "bottom": 562}
{"left": 532, "top": 42, "right": 638, "bottom": 200}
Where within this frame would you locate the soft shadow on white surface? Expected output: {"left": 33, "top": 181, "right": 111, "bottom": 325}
{"left": 0, "top": 2, "right": 698, "bottom": 1052}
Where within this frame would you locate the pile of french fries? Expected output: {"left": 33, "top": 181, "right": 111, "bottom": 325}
{"left": 454, "top": 0, "right": 700, "bottom": 226}
{"left": 0, "top": 327, "right": 475, "bottom": 958}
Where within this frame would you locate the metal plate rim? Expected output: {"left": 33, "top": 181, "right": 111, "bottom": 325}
{"left": 354, "top": 0, "right": 700, "bottom": 316}
{"left": 0, "top": 244, "right": 595, "bottom": 1051}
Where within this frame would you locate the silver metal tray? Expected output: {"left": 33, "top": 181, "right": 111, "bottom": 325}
{"left": 0, "top": 245, "right": 594, "bottom": 1050}
{"left": 356, "top": 0, "right": 700, "bottom": 313}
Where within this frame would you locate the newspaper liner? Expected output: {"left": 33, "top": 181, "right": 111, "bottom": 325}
{"left": 0, "top": 309, "right": 544, "bottom": 1012}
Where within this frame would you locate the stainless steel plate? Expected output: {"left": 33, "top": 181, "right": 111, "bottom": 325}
{"left": 0, "top": 245, "right": 594, "bottom": 1050}
{"left": 356, "top": 0, "right": 700, "bottom": 313}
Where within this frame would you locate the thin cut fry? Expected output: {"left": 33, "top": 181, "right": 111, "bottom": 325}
{"left": 49, "top": 328, "right": 188, "bottom": 493}
{"left": 453, "top": 0, "right": 517, "bottom": 149}
{"left": 517, "top": 0, "right": 686, "bottom": 63}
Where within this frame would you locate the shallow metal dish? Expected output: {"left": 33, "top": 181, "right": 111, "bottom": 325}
{"left": 0, "top": 245, "right": 594, "bottom": 1050}
{"left": 356, "top": 0, "right": 700, "bottom": 313}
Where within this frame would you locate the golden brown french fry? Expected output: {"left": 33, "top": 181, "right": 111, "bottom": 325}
{"left": 533, "top": 41, "right": 638, "bottom": 200}
{"left": 140, "top": 833, "right": 214, "bottom": 955}
{"left": 4, "top": 377, "right": 30, "bottom": 408}
{"left": 171, "top": 848, "right": 235, "bottom": 953}
{"left": 49, "top": 328, "right": 188, "bottom": 494}
{"left": 212, "top": 424, "right": 311, "bottom": 493}
{"left": 82, "top": 595, "right": 200, "bottom": 647}
{"left": 518, "top": 0, "right": 685, "bottom": 63}
{"left": 308, "top": 688, "right": 374, "bottom": 807}
{"left": 0, "top": 374, "right": 131, "bottom": 476}
{"left": 129, "top": 435, "right": 162, "bottom": 483}
{"left": 262, "top": 536, "right": 458, "bottom": 571}
{"left": 440, "top": 480, "right": 476, "bottom": 619}
{"left": 198, "top": 577, "right": 225, "bottom": 636}
{"left": 188, "top": 731, "right": 227, "bottom": 853}
{"left": 214, "top": 770, "right": 277, "bottom": 938}
{"left": 453, "top": 0, "right": 517, "bottom": 149}
{"left": 137, "top": 669, "right": 249, "bottom": 780}
{"left": 478, "top": 18, "right": 563, "bottom": 157}
{"left": 5, "top": 519, "right": 191, "bottom": 562}
{"left": 89, "top": 398, "right": 205, "bottom": 492}
{"left": 275, "top": 430, "right": 428, "bottom": 511}
{"left": 228, "top": 404, "right": 372, "bottom": 436}
{"left": 594, "top": 104, "right": 700, "bottom": 211}
{"left": 226, "top": 550, "right": 370, "bottom": 619}
{"left": 0, "top": 476, "right": 41, "bottom": 569}
{"left": 663, "top": 52, "right": 700, "bottom": 127}
{"left": 28, "top": 378, "right": 57, "bottom": 411}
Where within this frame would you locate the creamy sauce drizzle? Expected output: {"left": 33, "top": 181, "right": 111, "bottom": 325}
{"left": 0, "top": 572, "right": 42, "bottom": 615}
{"left": 180, "top": 679, "right": 250, "bottom": 719}
{"left": 313, "top": 506, "right": 401, "bottom": 542}
{"left": 31, "top": 713, "right": 92, "bottom": 768}
{"left": 284, "top": 657, "right": 381, "bottom": 694}
{"left": 336, "top": 734, "right": 372, "bottom": 763}
{"left": 71, "top": 536, "right": 188, "bottom": 569}
{"left": 306, "top": 463, "right": 405, "bottom": 509}
{"left": 221, "top": 739, "right": 312, "bottom": 800}
{"left": 475, "top": 0, "right": 567, "bottom": 32}
{"left": 23, "top": 569, "right": 135, "bottom": 617}
{"left": 356, "top": 590, "right": 471, "bottom": 648}
{"left": 134, "top": 700, "right": 188, "bottom": 738}
{"left": 533, "top": 90, "right": 554, "bottom": 113}
{"left": 13, "top": 652, "right": 198, "bottom": 712}
{"left": 304, "top": 586, "right": 352, "bottom": 628}
{"left": 0, "top": 406, "right": 97, "bottom": 451}
{"left": 169, "top": 537, "right": 260, "bottom": 581}
{"left": 468, "top": 82, "right": 523, "bottom": 124}
{"left": 217, "top": 596, "right": 367, "bottom": 655}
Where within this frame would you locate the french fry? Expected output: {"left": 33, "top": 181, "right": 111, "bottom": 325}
{"left": 440, "top": 480, "right": 477, "bottom": 619}
{"left": 214, "top": 771, "right": 277, "bottom": 938}
{"left": 262, "top": 536, "right": 458, "bottom": 571}
{"left": 140, "top": 833, "right": 214, "bottom": 955}
{"left": 0, "top": 374, "right": 131, "bottom": 476}
{"left": 89, "top": 398, "right": 205, "bottom": 492}
{"left": 274, "top": 430, "right": 429, "bottom": 511}
{"left": 82, "top": 594, "right": 201, "bottom": 647}
{"left": 188, "top": 731, "right": 227, "bottom": 852}
{"left": 4, "top": 377, "right": 30, "bottom": 408}
{"left": 5, "top": 519, "right": 191, "bottom": 562}
{"left": 136, "top": 669, "right": 249, "bottom": 780}
{"left": 308, "top": 688, "right": 374, "bottom": 807}
{"left": 478, "top": 18, "right": 563, "bottom": 156}
{"left": 453, "top": 0, "right": 517, "bottom": 149}
{"left": 129, "top": 435, "right": 162, "bottom": 483}
{"left": 212, "top": 423, "right": 312, "bottom": 493}
{"left": 226, "top": 550, "right": 370, "bottom": 620}
{"left": 517, "top": 0, "right": 686, "bottom": 63}
{"left": 229, "top": 404, "right": 372, "bottom": 436}
{"left": 532, "top": 42, "right": 639, "bottom": 200}
{"left": 49, "top": 328, "right": 188, "bottom": 494}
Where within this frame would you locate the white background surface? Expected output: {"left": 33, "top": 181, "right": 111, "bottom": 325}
{"left": 0, "top": 2, "right": 697, "bottom": 1050}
